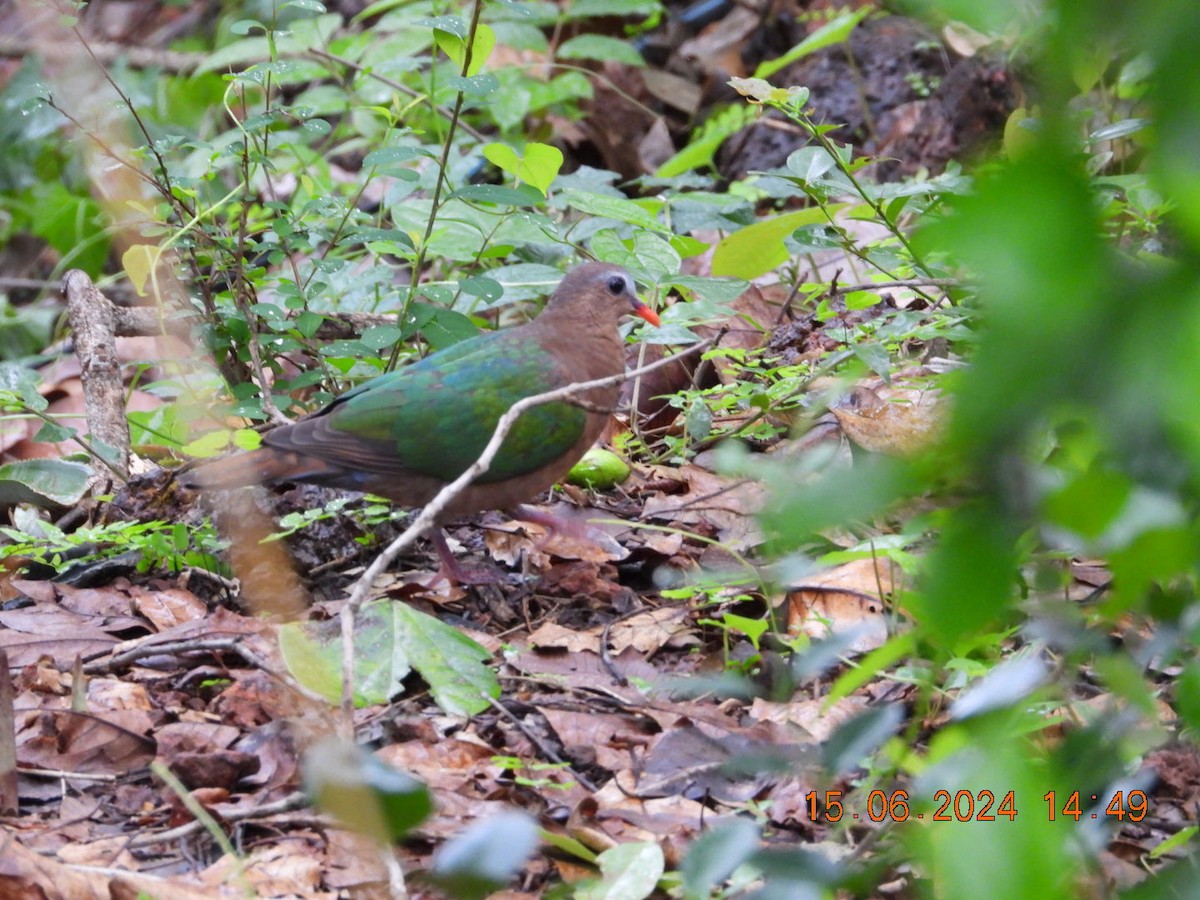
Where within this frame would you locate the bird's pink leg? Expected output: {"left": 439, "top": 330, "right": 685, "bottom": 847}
{"left": 511, "top": 504, "right": 596, "bottom": 547}
{"left": 425, "top": 529, "right": 504, "bottom": 587}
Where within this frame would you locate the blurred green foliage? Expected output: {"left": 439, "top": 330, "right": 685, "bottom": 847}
{"left": 730, "top": 0, "right": 1200, "bottom": 895}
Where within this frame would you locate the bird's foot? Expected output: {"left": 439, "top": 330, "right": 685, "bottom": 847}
{"left": 511, "top": 503, "right": 593, "bottom": 546}
{"left": 426, "top": 529, "right": 507, "bottom": 588}
{"left": 509, "top": 504, "right": 628, "bottom": 561}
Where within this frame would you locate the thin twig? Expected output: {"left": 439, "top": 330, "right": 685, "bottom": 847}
{"left": 84, "top": 637, "right": 263, "bottom": 674}
{"left": 151, "top": 761, "right": 249, "bottom": 892}
{"left": 127, "top": 792, "right": 311, "bottom": 848}
{"left": 17, "top": 767, "right": 117, "bottom": 783}
{"left": 483, "top": 696, "right": 598, "bottom": 792}
{"left": 828, "top": 278, "right": 959, "bottom": 295}
{"left": 308, "top": 48, "right": 488, "bottom": 143}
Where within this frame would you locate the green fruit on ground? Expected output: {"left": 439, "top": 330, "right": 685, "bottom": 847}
{"left": 567, "top": 447, "right": 631, "bottom": 489}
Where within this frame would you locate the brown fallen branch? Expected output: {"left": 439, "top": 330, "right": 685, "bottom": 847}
{"left": 61, "top": 270, "right": 200, "bottom": 485}
{"left": 62, "top": 271, "right": 135, "bottom": 482}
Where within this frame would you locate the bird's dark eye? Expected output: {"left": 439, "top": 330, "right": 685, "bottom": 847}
{"left": 606, "top": 275, "right": 627, "bottom": 295}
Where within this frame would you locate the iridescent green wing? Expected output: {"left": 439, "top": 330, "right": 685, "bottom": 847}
{"left": 302, "top": 329, "right": 585, "bottom": 483}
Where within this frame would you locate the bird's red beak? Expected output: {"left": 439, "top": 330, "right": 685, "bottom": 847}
{"left": 632, "top": 302, "right": 660, "bottom": 327}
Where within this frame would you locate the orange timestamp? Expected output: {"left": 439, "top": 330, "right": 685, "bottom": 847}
{"left": 805, "top": 789, "right": 1149, "bottom": 823}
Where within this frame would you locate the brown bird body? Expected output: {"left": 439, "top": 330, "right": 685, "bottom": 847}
{"left": 185, "top": 263, "right": 660, "bottom": 521}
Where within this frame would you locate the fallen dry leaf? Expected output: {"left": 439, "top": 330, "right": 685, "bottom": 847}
{"left": 129, "top": 585, "right": 208, "bottom": 631}
{"left": 786, "top": 557, "right": 908, "bottom": 653}
{"left": 830, "top": 383, "right": 947, "bottom": 456}
{"left": 747, "top": 694, "right": 871, "bottom": 742}
{"left": 607, "top": 607, "right": 692, "bottom": 654}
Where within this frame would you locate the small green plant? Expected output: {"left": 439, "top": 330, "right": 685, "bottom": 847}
{"left": 266, "top": 493, "right": 405, "bottom": 544}
{"left": 697, "top": 609, "right": 770, "bottom": 672}
{"left": 903, "top": 70, "right": 941, "bottom": 98}
{"left": 491, "top": 757, "right": 575, "bottom": 790}
{"left": 0, "top": 518, "right": 228, "bottom": 575}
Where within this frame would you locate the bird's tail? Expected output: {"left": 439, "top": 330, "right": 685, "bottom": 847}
{"left": 179, "top": 449, "right": 270, "bottom": 490}
{"left": 180, "top": 447, "right": 336, "bottom": 490}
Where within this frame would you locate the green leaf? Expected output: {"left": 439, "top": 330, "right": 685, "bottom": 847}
{"left": 122, "top": 244, "right": 159, "bottom": 296}
{"left": 304, "top": 738, "right": 432, "bottom": 844}
{"left": 667, "top": 234, "right": 711, "bottom": 258}
{"left": 232, "top": 428, "right": 262, "bottom": 451}
{"left": 557, "top": 34, "right": 644, "bottom": 66}
{"left": 183, "top": 430, "right": 238, "bottom": 458}
{"left": 129, "top": 405, "right": 189, "bottom": 450}
{"left": 786, "top": 146, "right": 839, "bottom": 184}
{"left": 1042, "top": 468, "right": 1132, "bottom": 540}
{"left": 28, "top": 183, "right": 107, "bottom": 275}
{"left": 526, "top": 69, "right": 594, "bottom": 110}
{"left": 196, "top": 36, "right": 269, "bottom": 73}
{"left": 1088, "top": 118, "right": 1151, "bottom": 143}
{"left": 0, "top": 460, "right": 91, "bottom": 507}
{"left": 360, "top": 325, "right": 404, "bottom": 351}
{"left": 670, "top": 275, "right": 749, "bottom": 305}
{"left": 843, "top": 289, "right": 881, "bottom": 310}
{"left": 395, "top": 603, "right": 498, "bottom": 716}
{"left": 0, "top": 363, "right": 45, "bottom": 411}
{"left": 656, "top": 105, "right": 755, "bottom": 177}
{"left": 279, "top": 605, "right": 412, "bottom": 707}
{"left": 712, "top": 207, "right": 842, "bottom": 279}
{"left": 825, "top": 632, "right": 917, "bottom": 708}
{"left": 1149, "top": 826, "right": 1197, "bottom": 860}
{"left": 293, "top": 310, "right": 326, "bottom": 338}
{"left": 591, "top": 229, "right": 680, "bottom": 280}
{"left": 909, "top": 501, "right": 1018, "bottom": 646}
{"left": 518, "top": 142, "right": 564, "bottom": 194}
{"left": 486, "top": 263, "right": 570, "bottom": 301}
{"left": 681, "top": 819, "right": 760, "bottom": 896}
{"left": 540, "top": 828, "right": 598, "bottom": 863}
{"left": 363, "top": 146, "right": 434, "bottom": 167}
{"left": 32, "top": 420, "right": 74, "bottom": 444}
{"left": 450, "top": 184, "right": 546, "bottom": 206}
{"left": 417, "top": 305, "right": 480, "bottom": 351}
{"left": 483, "top": 142, "right": 563, "bottom": 194}
{"left": 559, "top": 189, "right": 667, "bottom": 232}
{"left": 482, "top": 142, "right": 520, "bottom": 176}
{"left": 1107, "top": 526, "right": 1195, "bottom": 613}
{"left": 200, "top": 15, "right": 341, "bottom": 72}
{"left": 345, "top": 226, "right": 417, "bottom": 250}
{"left": 948, "top": 657, "right": 1051, "bottom": 721}
{"left": 755, "top": 7, "right": 870, "bottom": 80}
{"left": 459, "top": 275, "right": 503, "bottom": 302}
{"left": 577, "top": 841, "right": 664, "bottom": 900}
{"left": 433, "top": 23, "right": 495, "bottom": 76}
{"left": 279, "top": 601, "right": 497, "bottom": 715}
{"left": 852, "top": 341, "right": 891, "bottom": 379}
{"left": 229, "top": 19, "right": 265, "bottom": 36}
{"left": 820, "top": 704, "right": 904, "bottom": 774}
{"left": 429, "top": 811, "right": 540, "bottom": 900}
{"left": 566, "top": 0, "right": 661, "bottom": 19}
{"left": 685, "top": 396, "right": 713, "bottom": 441}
